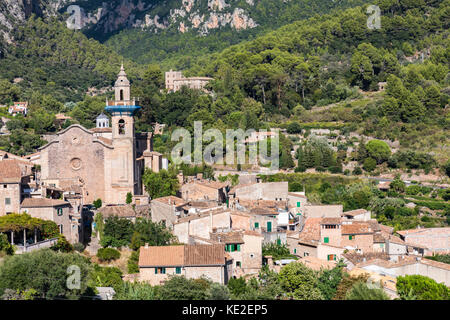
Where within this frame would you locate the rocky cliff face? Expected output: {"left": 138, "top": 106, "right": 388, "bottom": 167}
{"left": 0, "top": 0, "right": 260, "bottom": 39}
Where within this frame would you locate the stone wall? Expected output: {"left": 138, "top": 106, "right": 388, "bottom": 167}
{"left": 235, "top": 182, "right": 288, "bottom": 201}
{"left": 0, "top": 182, "right": 21, "bottom": 215}
{"left": 40, "top": 126, "right": 107, "bottom": 204}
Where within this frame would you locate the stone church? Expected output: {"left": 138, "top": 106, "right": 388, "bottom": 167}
{"left": 36, "top": 66, "right": 163, "bottom": 205}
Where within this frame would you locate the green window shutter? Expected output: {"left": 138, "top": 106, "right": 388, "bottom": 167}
{"left": 324, "top": 237, "right": 329, "bottom": 244}
{"left": 277, "top": 238, "right": 281, "bottom": 245}
{"left": 155, "top": 268, "right": 158, "bottom": 274}
{"left": 267, "top": 221, "right": 272, "bottom": 232}
{"left": 255, "top": 222, "right": 259, "bottom": 229}
{"left": 176, "top": 267, "right": 181, "bottom": 274}
{"left": 349, "top": 235, "right": 352, "bottom": 240}
{"left": 294, "top": 249, "right": 297, "bottom": 254}
{"left": 237, "top": 244, "right": 241, "bottom": 252}
{"left": 162, "top": 268, "right": 166, "bottom": 274}
{"left": 297, "top": 202, "right": 300, "bottom": 207}
{"left": 327, "top": 255, "right": 331, "bottom": 261}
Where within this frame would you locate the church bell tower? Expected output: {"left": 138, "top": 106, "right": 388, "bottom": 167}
{"left": 105, "top": 64, "right": 141, "bottom": 203}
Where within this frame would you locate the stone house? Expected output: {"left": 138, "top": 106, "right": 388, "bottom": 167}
{"left": 341, "top": 221, "right": 375, "bottom": 253}
{"left": 356, "top": 256, "right": 450, "bottom": 287}
{"left": 303, "top": 204, "right": 343, "bottom": 218}
{"left": 139, "top": 244, "right": 231, "bottom": 285}
{"left": 173, "top": 209, "right": 231, "bottom": 244}
{"left": 179, "top": 180, "right": 229, "bottom": 203}
{"left": 150, "top": 196, "right": 187, "bottom": 228}
{"left": 210, "top": 230, "right": 263, "bottom": 277}
{"left": 8, "top": 102, "right": 28, "bottom": 116}
{"left": 341, "top": 209, "right": 371, "bottom": 221}
{"left": 229, "top": 182, "right": 288, "bottom": 201}
{"left": 97, "top": 204, "right": 151, "bottom": 223}
{"left": 0, "top": 159, "right": 35, "bottom": 215}
{"left": 397, "top": 228, "right": 450, "bottom": 255}
{"left": 20, "top": 198, "right": 80, "bottom": 243}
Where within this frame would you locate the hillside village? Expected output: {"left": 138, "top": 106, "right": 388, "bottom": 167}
{"left": 0, "top": 66, "right": 448, "bottom": 301}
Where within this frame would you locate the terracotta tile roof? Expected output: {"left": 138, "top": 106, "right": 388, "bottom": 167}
{"left": 288, "top": 192, "right": 307, "bottom": 198}
{"left": 21, "top": 198, "right": 69, "bottom": 208}
{"left": 379, "top": 224, "right": 394, "bottom": 235}
{"left": 97, "top": 137, "right": 112, "bottom": 145}
{"left": 249, "top": 207, "right": 278, "bottom": 215}
{"left": 139, "top": 244, "right": 226, "bottom": 267}
{"left": 373, "top": 233, "right": 387, "bottom": 243}
{"left": 298, "top": 218, "right": 322, "bottom": 246}
{"left": 139, "top": 245, "right": 185, "bottom": 267}
{"left": 243, "top": 230, "right": 263, "bottom": 237}
{"left": 387, "top": 235, "right": 406, "bottom": 245}
{"left": 174, "top": 209, "right": 229, "bottom": 224}
{"left": 298, "top": 256, "right": 337, "bottom": 271}
{"left": 210, "top": 231, "right": 244, "bottom": 244}
{"left": 90, "top": 127, "right": 112, "bottom": 133}
{"left": 0, "top": 159, "right": 23, "bottom": 183}
{"left": 342, "top": 209, "right": 368, "bottom": 217}
{"left": 195, "top": 180, "right": 229, "bottom": 190}
{"left": 356, "top": 256, "right": 450, "bottom": 271}
{"left": 184, "top": 244, "right": 226, "bottom": 266}
{"left": 341, "top": 223, "right": 373, "bottom": 235}
{"left": 420, "top": 258, "right": 450, "bottom": 271}
{"left": 342, "top": 252, "right": 390, "bottom": 265}
{"left": 321, "top": 217, "right": 342, "bottom": 225}
{"left": 397, "top": 227, "right": 450, "bottom": 237}
{"left": 98, "top": 204, "right": 150, "bottom": 218}
{"left": 152, "top": 196, "right": 186, "bottom": 206}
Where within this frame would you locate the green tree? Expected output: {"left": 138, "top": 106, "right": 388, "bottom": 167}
{"left": 101, "top": 216, "right": 134, "bottom": 248}
{"left": 126, "top": 192, "right": 133, "bottom": 205}
{"left": 142, "top": 168, "right": 180, "bottom": 199}
{"left": 345, "top": 281, "right": 390, "bottom": 300}
{"left": 158, "top": 276, "right": 210, "bottom": 300}
{"left": 278, "top": 262, "right": 323, "bottom": 300}
{"left": 93, "top": 199, "right": 102, "bottom": 209}
{"left": 365, "top": 140, "right": 391, "bottom": 164}
{"left": 0, "top": 249, "right": 92, "bottom": 299}
{"left": 130, "top": 218, "right": 175, "bottom": 250}
{"left": 317, "top": 262, "right": 345, "bottom": 300}
{"left": 396, "top": 275, "right": 449, "bottom": 300}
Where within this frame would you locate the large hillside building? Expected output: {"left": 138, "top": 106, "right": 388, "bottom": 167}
{"left": 34, "top": 66, "right": 161, "bottom": 205}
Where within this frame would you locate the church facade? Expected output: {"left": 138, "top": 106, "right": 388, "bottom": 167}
{"left": 37, "top": 66, "right": 162, "bottom": 205}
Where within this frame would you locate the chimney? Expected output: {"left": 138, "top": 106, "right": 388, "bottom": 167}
{"left": 145, "top": 243, "right": 149, "bottom": 249}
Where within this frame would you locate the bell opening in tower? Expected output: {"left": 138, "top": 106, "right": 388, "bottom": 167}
{"left": 118, "top": 119, "right": 125, "bottom": 135}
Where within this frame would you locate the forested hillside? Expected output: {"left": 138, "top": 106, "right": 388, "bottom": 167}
{"left": 104, "top": 0, "right": 369, "bottom": 68}
{"left": 0, "top": 16, "right": 141, "bottom": 103}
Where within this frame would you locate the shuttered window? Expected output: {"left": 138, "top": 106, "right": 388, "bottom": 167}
{"left": 324, "top": 237, "right": 329, "bottom": 243}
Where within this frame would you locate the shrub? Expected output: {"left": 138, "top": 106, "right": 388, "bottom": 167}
{"left": 352, "top": 167, "right": 362, "bottom": 175}
{"left": 363, "top": 158, "right": 377, "bottom": 172}
{"left": 93, "top": 199, "right": 102, "bottom": 209}
{"left": 406, "top": 185, "right": 421, "bottom": 195}
{"left": 287, "top": 121, "right": 302, "bottom": 134}
{"left": 97, "top": 248, "right": 121, "bottom": 262}
{"left": 328, "top": 166, "right": 342, "bottom": 174}
{"left": 0, "top": 233, "right": 14, "bottom": 255}
{"left": 73, "top": 242, "right": 85, "bottom": 252}
{"left": 127, "top": 250, "right": 140, "bottom": 274}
